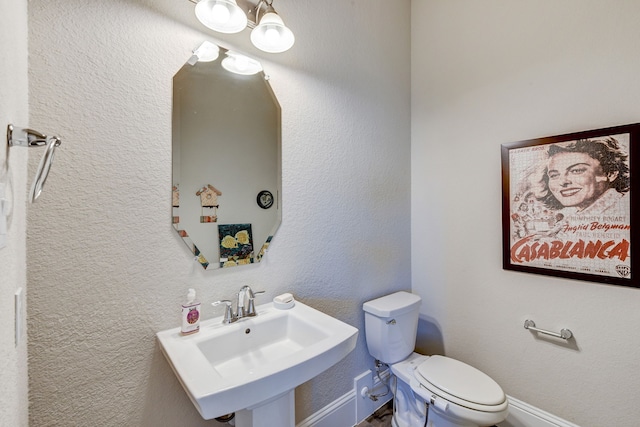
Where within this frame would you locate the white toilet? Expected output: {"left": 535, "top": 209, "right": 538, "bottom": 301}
{"left": 363, "top": 291, "right": 508, "bottom": 427}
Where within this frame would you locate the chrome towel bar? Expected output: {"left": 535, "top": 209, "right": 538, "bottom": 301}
{"left": 524, "top": 319, "right": 573, "bottom": 340}
{"left": 6, "top": 124, "right": 62, "bottom": 203}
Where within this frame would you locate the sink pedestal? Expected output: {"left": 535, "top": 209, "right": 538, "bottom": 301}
{"left": 235, "top": 390, "right": 295, "bottom": 427}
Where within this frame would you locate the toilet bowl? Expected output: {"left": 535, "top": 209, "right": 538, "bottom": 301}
{"left": 363, "top": 292, "right": 508, "bottom": 427}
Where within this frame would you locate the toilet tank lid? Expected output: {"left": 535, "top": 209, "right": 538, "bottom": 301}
{"left": 363, "top": 291, "right": 421, "bottom": 317}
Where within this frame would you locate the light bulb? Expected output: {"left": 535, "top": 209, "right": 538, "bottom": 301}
{"left": 235, "top": 55, "right": 249, "bottom": 71}
{"left": 264, "top": 27, "right": 280, "bottom": 44}
{"left": 211, "top": 3, "right": 230, "bottom": 24}
{"left": 221, "top": 52, "right": 263, "bottom": 75}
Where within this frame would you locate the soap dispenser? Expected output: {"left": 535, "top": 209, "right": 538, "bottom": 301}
{"left": 181, "top": 288, "right": 201, "bottom": 335}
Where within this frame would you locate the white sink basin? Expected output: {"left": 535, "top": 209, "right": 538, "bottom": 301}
{"left": 157, "top": 300, "right": 358, "bottom": 421}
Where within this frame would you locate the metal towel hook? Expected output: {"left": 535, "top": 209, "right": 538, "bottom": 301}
{"left": 7, "top": 124, "right": 62, "bottom": 203}
{"left": 8, "top": 124, "right": 50, "bottom": 147}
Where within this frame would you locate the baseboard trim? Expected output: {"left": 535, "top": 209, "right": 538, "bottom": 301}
{"left": 297, "top": 370, "right": 391, "bottom": 427}
{"left": 296, "top": 390, "right": 354, "bottom": 427}
{"left": 503, "top": 395, "right": 580, "bottom": 427}
{"left": 296, "top": 387, "right": 580, "bottom": 427}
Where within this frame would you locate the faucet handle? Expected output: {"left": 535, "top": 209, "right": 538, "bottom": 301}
{"left": 246, "top": 291, "right": 265, "bottom": 317}
{"left": 212, "top": 300, "right": 236, "bottom": 324}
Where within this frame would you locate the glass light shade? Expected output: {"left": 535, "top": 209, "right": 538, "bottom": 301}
{"left": 221, "top": 52, "right": 263, "bottom": 75}
{"left": 193, "top": 41, "right": 220, "bottom": 62}
{"left": 195, "top": 0, "right": 248, "bottom": 34}
{"left": 250, "top": 12, "right": 295, "bottom": 53}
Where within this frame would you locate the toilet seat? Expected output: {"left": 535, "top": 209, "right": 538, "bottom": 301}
{"left": 413, "top": 355, "right": 508, "bottom": 412}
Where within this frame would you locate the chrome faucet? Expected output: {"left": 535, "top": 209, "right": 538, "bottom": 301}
{"left": 212, "top": 286, "right": 265, "bottom": 324}
{"left": 238, "top": 285, "right": 265, "bottom": 318}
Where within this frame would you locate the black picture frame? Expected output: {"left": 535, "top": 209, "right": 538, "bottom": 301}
{"left": 501, "top": 123, "right": 639, "bottom": 287}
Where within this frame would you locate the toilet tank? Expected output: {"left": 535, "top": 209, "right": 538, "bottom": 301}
{"left": 363, "top": 291, "right": 422, "bottom": 364}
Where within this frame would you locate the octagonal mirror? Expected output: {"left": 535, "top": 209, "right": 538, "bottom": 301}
{"left": 172, "top": 45, "right": 281, "bottom": 269}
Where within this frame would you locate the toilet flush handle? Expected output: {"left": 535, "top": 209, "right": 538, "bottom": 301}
{"left": 386, "top": 319, "right": 396, "bottom": 325}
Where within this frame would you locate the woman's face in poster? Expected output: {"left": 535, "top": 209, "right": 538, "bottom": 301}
{"left": 547, "top": 152, "right": 612, "bottom": 209}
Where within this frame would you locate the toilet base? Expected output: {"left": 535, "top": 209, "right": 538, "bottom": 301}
{"left": 392, "top": 403, "right": 500, "bottom": 427}
{"left": 390, "top": 354, "right": 428, "bottom": 427}
{"left": 422, "top": 409, "right": 488, "bottom": 427}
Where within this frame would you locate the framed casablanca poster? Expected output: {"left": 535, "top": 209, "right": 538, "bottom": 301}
{"left": 502, "top": 123, "right": 639, "bottom": 287}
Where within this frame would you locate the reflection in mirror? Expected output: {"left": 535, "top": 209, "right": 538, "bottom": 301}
{"left": 172, "top": 45, "right": 281, "bottom": 270}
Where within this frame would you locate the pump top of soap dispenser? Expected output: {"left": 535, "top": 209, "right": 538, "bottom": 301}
{"left": 186, "top": 289, "right": 196, "bottom": 304}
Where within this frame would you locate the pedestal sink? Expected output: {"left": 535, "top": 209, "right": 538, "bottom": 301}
{"left": 156, "top": 298, "right": 358, "bottom": 427}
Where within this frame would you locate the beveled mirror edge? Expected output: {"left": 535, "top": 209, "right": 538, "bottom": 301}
{"left": 172, "top": 44, "right": 282, "bottom": 270}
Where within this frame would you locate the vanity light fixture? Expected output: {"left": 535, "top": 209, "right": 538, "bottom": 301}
{"left": 192, "top": 0, "right": 295, "bottom": 53}
{"left": 186, "top": 41, "right": 262, "bottom": 76}
{"left": 187, "top": 40, "right": 221, "bottom": 65}
{"left": 195, "top": 0, "right": 248, "bottom": 34}
{"left": 249, "top": 2, "right": 294, "bottom": 53}
{"left": 221, "top": 51, "right": 263, "bottom": 75}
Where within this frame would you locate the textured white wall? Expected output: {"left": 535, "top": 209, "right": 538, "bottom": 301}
{"left": 412, "top": 1, "right": 640, "bottom": 426}
{"left": 27, "top": 0, "right": 410, "bottom": 425}
{"left": 0, "top": 0, "right": 29, "bottom": 426}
